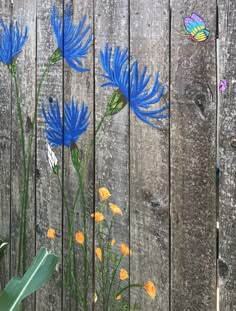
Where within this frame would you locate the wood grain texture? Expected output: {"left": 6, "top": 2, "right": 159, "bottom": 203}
{"left": 170, "top": 1, "right": 217, "bottom": 310}
{"left": 0, "top": 0, "right": 12, "bottom": 292}
{"left": 63, "top": 0, "right": 94, "bottom": 309}
{"left": 218, "top": 1, "right": 236, "bottom": 310}
{"left": 10, "top": 1, "right": 36, "bottom": 310}
{"left": 35, "top": 1, "right": 63, "bottom": 310}
{"left": 94, "top": 0, "right": 130, "bottom": 308}
{"left": 129, "top": 0, "right": 170, "bottom": 310}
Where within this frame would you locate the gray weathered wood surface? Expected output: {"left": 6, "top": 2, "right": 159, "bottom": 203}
{"left": 0, "top": 0, "right": 11, "bottom": 293}
{"left": 130, "top": 0, "right": 169, "bottom": 310}
{"left": 170, "top": 1, "right": 217, "bottom": 310}
{"left": 94, "top": 0, "right": 130, "bottom": 309}
{"left": 218, "top": 1, "right": 236, "bottom": 310}
{"left": 0, "top": 0, "right": 235, "bottom": 310}
{"left": 36, "top": 0, "right": 63, "bottom": 309}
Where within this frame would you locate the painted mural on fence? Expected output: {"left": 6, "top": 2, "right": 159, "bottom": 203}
{"left": 0, "top": 3, "right": 170, "bottom": 310}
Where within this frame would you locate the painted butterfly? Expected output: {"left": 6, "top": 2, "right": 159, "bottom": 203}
{"left": 219, "top": 80, "right": 228, "bottom": 93}
{"left": 184, "top": 13, "right": 210, "bottom": 42}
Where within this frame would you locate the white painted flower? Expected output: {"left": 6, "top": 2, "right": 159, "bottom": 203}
{"left": 47, "top": 144, "right": 58, "bottom": 171}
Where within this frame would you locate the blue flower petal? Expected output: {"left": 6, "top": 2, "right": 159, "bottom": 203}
{"left": 100, "top": 43, "right": 170, "bottom": 127}
{"left": 42, "top": 99, "right": 90, "bottom": 147}
{"left": 0, "top": 19, "right": 28, "bottom": 65}
{"left": 51, "top": 4, "right": 92, "bottom": 72}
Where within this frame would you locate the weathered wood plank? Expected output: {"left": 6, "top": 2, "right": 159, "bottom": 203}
{"left": 170, "top": 2, "right": 217, "bottom": 310}
{"left": 63, "top": 0, "right": 94, "bottom": 309}
{"left": 36, "top": 1, "right": 63, "bottom": 310}
{"left": 129, "top": 0, "right": 170, "bottom": 310}
{"left": 0, "top": 0, "right": 12, "bottom": 291}
{"left": 10, "top": 1, "right": 36, "bottom": 309}
{"left": 218, "top": 1, "right": 236, "bottom": 310}
{"left": 94, "top": 0, "right": 130, "bottom": 308}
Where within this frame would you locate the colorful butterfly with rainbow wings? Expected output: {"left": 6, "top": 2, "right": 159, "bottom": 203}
{"left": 177, "top": 12, "right": 210, "bottom": 43}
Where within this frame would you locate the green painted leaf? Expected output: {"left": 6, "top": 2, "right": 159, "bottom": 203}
{"left": 0, "top": 247, "right": 58, "bottom": 311}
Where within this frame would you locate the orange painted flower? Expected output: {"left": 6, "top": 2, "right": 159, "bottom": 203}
{"left": 144, "top": 281, "right": 156, "bottom": 300}
{"left": 98, "top": 187, "right": 111, "bottom": 201}
{"left": 75, "top": 231, "right": 84, "bottom": 245}
{"left": 96, "top": 247, "right": 102, "bottom": 262}
{"left": 109, "top": 203, "right": 122, "bottom": 215}
{"left": 47, "top": 228, "right": 56, "bottom": 240}
{"left": 111, "top": 239, "right": 116, "bottom": 246}
{"left": 120, "top": 243, "right": 132, "bottom": 256}
{"left": 120, "top": 268, "right": 129, "bottom": 280}
{"left": 116, "top": 294, "right": 121, "bottom": 300}
{"left": 91, "top": 212, "right": 105, "bottom": 223}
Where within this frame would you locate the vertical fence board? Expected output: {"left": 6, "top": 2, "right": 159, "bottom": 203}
{"left": 63, "top": 0, "right": 94, "bottom": 309}
{"left": 0, "top": 0, "right": 12, "bottom": 291}
{"left": 218, "top": 1, "right": 236, "bottom": 310}
{"left": 36, "top": 1, "right": 63, "bottom": 310}
{"left": 10, "top": 1, "right": 36, "bottom": 310}
{"left": 129, "top": 1, "right": 170, "bottom": 310}
{"left": 94, "top": 0, "right": 130, "bottom": 308}
{"left": 170, "top": 1, "right": 217, "bottom": 310}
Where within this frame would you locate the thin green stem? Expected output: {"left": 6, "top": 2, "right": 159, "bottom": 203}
{"left": 104, "top": 217, "right": 114, "bottom": 308}
{"left": 78, "top": 171, "right": 88, "bottom": 311}
{"left": 22, "top": 62, "right": 51, "bottom": 273}
{"left": 110, "top": 279, "right": 121, "bottom": 311}
{"left": 56, "top": 173, "right": 81, "bottom": 309}
{"left": 106, "top": 254, "right": 124, "bottom": 308}
{"left": 116, "top": 284, "right": 143, "bottom": 297}
{"left": 10, "top": 63, "right": 27, "bottom": 275}
{"left": 81, "top": 113, "right": 107, "bottom": 179}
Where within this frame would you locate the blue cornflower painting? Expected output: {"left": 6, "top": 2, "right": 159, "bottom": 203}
{"left": 100, "top": 43, "right": 169, "bottom": 127}
{"left": 0, "top": 19, "right": 28, "bottom": 65}
{"left": 51, "top": 4, "right": 93, "bottom": 72}
{"left": 42, "top": 99, "right": 90, "bottom": 147}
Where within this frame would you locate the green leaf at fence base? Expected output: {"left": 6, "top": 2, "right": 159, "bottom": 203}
{"left": 0, "top": 247, "right": 59, "bottom": 311}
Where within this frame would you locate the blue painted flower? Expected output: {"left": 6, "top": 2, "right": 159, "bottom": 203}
{"left": 0, "top": 19, "right": 28, "bottom": 65}
{"left": 100, "top": 44, "right": 169, "bottom": 127}
{"left": 42, "top": 99, "right": 90, "bottom": 147}
{"left": 51, "top": 4, "right": 93, "bottom": 72}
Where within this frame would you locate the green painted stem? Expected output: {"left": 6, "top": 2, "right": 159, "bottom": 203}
{"left": 109, "top": 284, "right": 143, "bottom": 311}
{"left": 22, "top": 61, "right": 51, "bottom": 273}
{"left": 10, "top": 62, "right": 27, "bottom": 275}
{"left": 81, "top": 113, "right": 107, "bottom": 179}
{"left": 106, "top": 254, "right": 124, "bottom": 308}
{"left": 78, "top": 171, "right": 88, "bottom": 311}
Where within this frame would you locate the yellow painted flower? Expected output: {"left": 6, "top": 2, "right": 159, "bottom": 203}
{"left": 91, "top": 212, "right": 105, "bottom": 223}
{"left": 98, "top": 187, "right": 111, "bottom": 201}
{"left": 120, "top": 268, "right": 129, "bottom": 280}
{"left": 109, "top": 203, "right": 123, "bottom": 215}
{"left": 116, "top": 294, "right": 121, "bottom": 300}
{"left": 144, "top": 281, "right": 156, "bottom": 300}
{"left": 96, "top": 247, "right": 102, "bottom": 262}
{"left": 120, "top": 243, "right": 132, "bottom": 256}
{"left": 111, "top": 239, "right": 116, "bottom": 246}
{"left": 47, "top": 228, "right": 56, "bottom": 240}
{"left": 75, "top": 231, "right": 84, "bottom": 245}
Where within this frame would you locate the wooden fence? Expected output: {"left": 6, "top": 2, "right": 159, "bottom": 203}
{"left": 0, "top": 0, "right": 235, "bottom": 310}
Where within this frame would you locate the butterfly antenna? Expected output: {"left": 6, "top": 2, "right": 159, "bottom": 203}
{"left": 181, "top": 18, "right": 189, "bottom": 34}
{"left": 175, "top": 29, "right": 189, "bottom": 37}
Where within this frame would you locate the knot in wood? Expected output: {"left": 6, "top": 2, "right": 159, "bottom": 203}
{"left": 230, "top": 136, "right": 236, "bottom": 148}
{"left": 218, "top": 258, "right": 229, "bottom": 280}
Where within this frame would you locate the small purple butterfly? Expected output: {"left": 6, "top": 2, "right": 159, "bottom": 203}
{"left": 219, "top": 80, "right": 228, "bottom": 93}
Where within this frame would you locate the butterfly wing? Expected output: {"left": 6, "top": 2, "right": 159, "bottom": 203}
{"left": 191, "top": 13, "right": 206, "bottom": 26}
{"left": 184, "top": 16, "right": 205, "bottom": 36}
{"left": 184, "top": 17, "right": 196, "bottom": 34}
{"left": 194, "top": 29, "right": 210, "bottom": 42}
